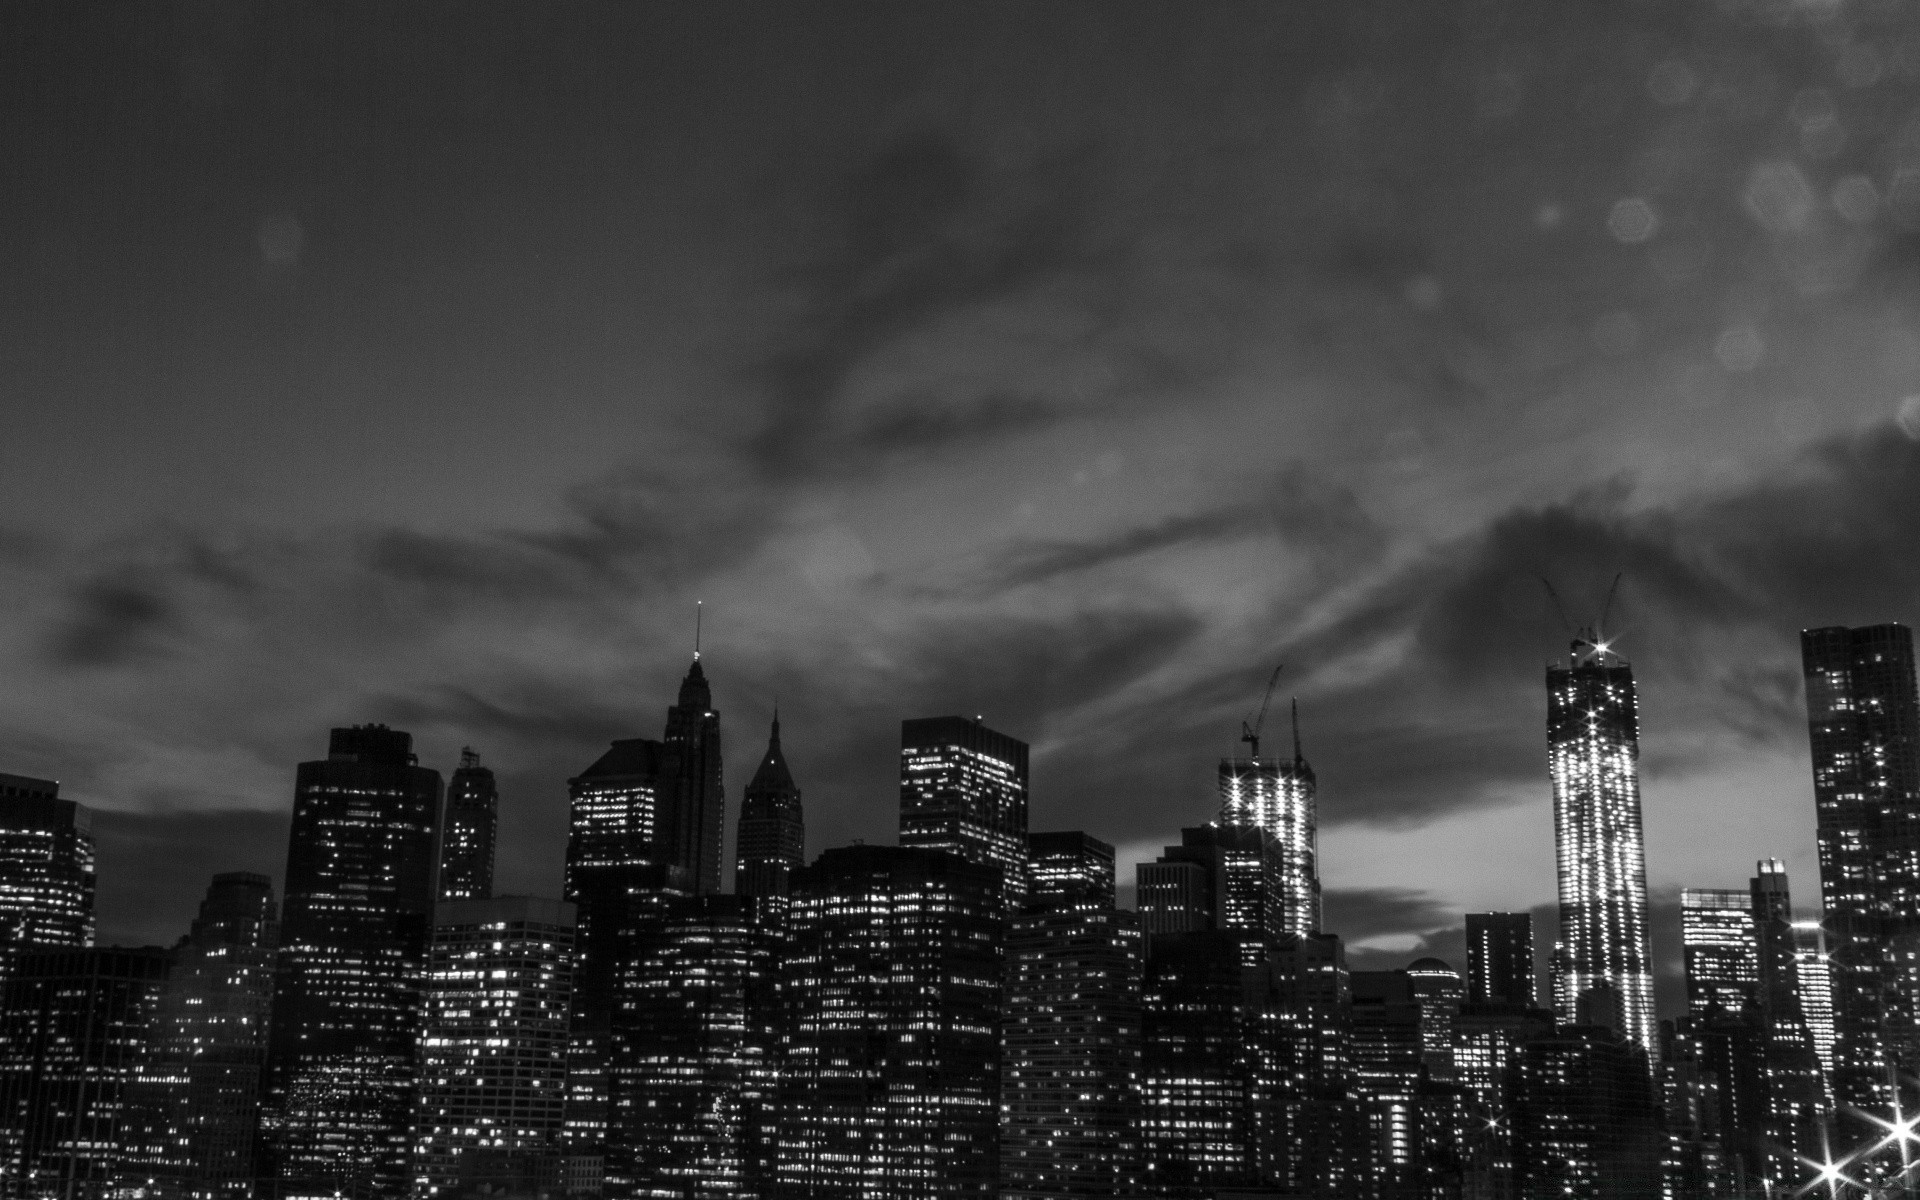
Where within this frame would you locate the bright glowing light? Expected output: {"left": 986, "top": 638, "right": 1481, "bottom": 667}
{"left": 1802, "top": 1154, "right": 1858, "bottom": 1197}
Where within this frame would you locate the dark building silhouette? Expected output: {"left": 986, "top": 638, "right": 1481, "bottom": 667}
{"left": 0, "top": 945, "right": 170, "bottom": 1200}
{"left": 437, "top": 749, "right": 498, "bottom": 902}
{"left": 733, "top": 716, "right": 803, "bottom": 906}
{"left": 1466, "top": 912, "right": 1535, "bottom": 1007}
{"left": 898, "top": 717, "right": 1029, "bottom": 907}
{"left": 1801, "top": 622, "right": 1920, "bottom": 1105}
{"left": 1452, "top": 1001, "right": 1555, "bottom": 1200}
{"left": 608, "top": 894, "right": 776, "bottom": 1200}
{"left": 117, "top": 873, "right": 277, "bottom": 1200}
{"left": 664, "top": 657, "right": 725, "bottom": 895}
{"left": 1000, "top": 832, "right": 1141, "bottom": 1198}
{"left": 1136, "top": 825, "right": 1287, "bottom": 960}
{"left": 1547, "top": 640, "right": 1655, "bottom": 1055}
{"left": 262, "top": 724, "right": 442, "bottom": 1200}
{"left": 412, "top": 896, "right": 574, "bottom": 1200}
{"left": 0, "top": 772, "right": 95, "bottom": 948}
{"left": 776, "top": 845, "right": 1003, "bottom": 1198}
{"left": 1511, "top": 1025, "right": 1662, "bottom": 1200}
{"left": 1746, "top": 861, "right": 1829, "bottom": 1179}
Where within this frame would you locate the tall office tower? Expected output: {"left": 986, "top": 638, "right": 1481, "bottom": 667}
{"left": 437, "top": 749, "right": 498, "bottom": 902}
{"left": 1744, "top": 862, "right": 1829, "bottom": 1169}
{"left": 1802, "top": 623, "right": 1920, "bottom": 1103}
{"left": 663, "top": 657, "right": 725, "bottom": 894}
{"left": 733, "top": 717, "right": 804, "bottom": 905}
{"left": 610, "top": 894, "right": 777, "bottom": 1200}
{"left": 0, "top": 945, "right": 170, "bottom": 1199}
{"left": 412, "top": 896, "right": 574, "bottom": 1200}
{"left": 1466, "top": 912, "right": 1535, "bottom": 1006}
{"left": 1511, "top": 1025, "right": 1663, "bottom": 1199}
{"left": 116, "top": 873, "right": 278, "bottom": 1200}
{"left": 1215, "top": 700, "right": 1319, "bottom": 938}
{"left": 1001, "top": 832, "right": 1142, "bottom": 1199}
{"left": 1680, "top": 889, "right": 1758, "bottom": 1015}
{"left": 1547, "top": 637, "right": 1656, "bottom": 1055}
{"left": 0, "top": 772, "right": 95, "bottom": 947}
{"left": 262, "top": 724, "right": 442, "bottom": 1200}
{"left": 1792, "top": 920, "right": 1839, "bottom": 1075}
{"left": 777, "top": 846, "right": 1003, "bottom": 1197}
{"left": 899, "top": 717, "right": 1029, "bottom": 908}
{"left": 1406, "top": 957, "right": 1464, "bottom": 1077}
{"left": 1135, "top": 825, "right": 1288, "bottom": 959}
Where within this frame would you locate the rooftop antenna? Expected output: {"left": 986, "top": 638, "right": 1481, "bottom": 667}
{"left": 1291, "top": 697, "right": 1303, "bottom": 765}
{"left": 694, "top": 601, "right": 702, "bottom": 661}
{"left": 1241, "top": 664, "right": 1284, "bottom": 760}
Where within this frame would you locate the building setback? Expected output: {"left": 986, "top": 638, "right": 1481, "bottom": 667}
{"left": 1546, "top": 638, "right": 1656, "bottom": 1056}
{"left": 1801, "top": 622, "right": 1920, "bottom": 1105}
{"left": 412, "top": 896, "right": 574, "bottom": 1200}
{"left": 117, "top": 873, "right": 278, "bottom": 1200}
{"left": 0, "top": 772, "right": 95, "bottom": 949}
{"left": 776, "top": 845, "right": 1002, "bottom": 1198}
{"left": 261, "top": 724, "right": 441, "bottom": 1200}
{"left": 0, "top": 945, "right": 171, "bottom": 1200}
{"left": 999, "top": 832, "right": 1142, "bottom": 1199}
{"left": 898, "top": 717, "right": 1029, "bottom": 908}
{"left": 437, "top": 749, "right": 498, "bottom": 903}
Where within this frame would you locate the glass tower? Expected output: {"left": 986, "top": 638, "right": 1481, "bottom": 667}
{"left": 899, "top": 716, "right": 1029, "bottom": 907}
{"left": 0, "top": 772, "right": 95, "bottom": 948}
{"left": 1679, "top": 889, "right": 1758, "bottom": 1015}
{"left": 733, "top": 716, "right": 804, "bottom": 905}
{"left": 1215, "top": 700, "right": 1319, "bottom": 939}
{"left": 1547, "top": 639, "right": 1655, "bottom": 1056}
{"left": 437, "top": 749, "right": 498, "bottom": 902}
{"left": 262, "top": 724, "right": 442, "bottom": 1200}
{"left": 1801, "top": 623, "right": 1920, "bottom": 1104}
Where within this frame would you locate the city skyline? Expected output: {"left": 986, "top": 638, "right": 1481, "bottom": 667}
{"left": 12, "top": 1, "right": 1920, "bottom": 983}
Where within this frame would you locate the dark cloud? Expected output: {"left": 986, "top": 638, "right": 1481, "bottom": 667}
{"left": 1323, "top": 885, "right": 1454, "bottom": 944}
{"left": 852, "top": 391, "right": 1064, "bottom": 457}
{"left": 46, "top": 577, "right": 177, "bottom": 667}
{"left": 92, "top": 808, "right": 289, "bottom": 947}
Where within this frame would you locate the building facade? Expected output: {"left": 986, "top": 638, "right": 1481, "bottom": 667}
{"left": 0, "top": 772, "right": 95, "bottom": 949}
{"left": 898, "top": 717, "right": 1029, "bottom": 908}
{"left": 412, "top": 896, "right": 574, "bottom": 1200}
{"left": 733, "top": 717, "right": 803, "bottom": 907}
{"left": 1547, "top": 641, "right": 1656, "bottom": 1056}
{"left": 437, "top": 750, "right": 498, "bottom": 903}
{"left": 1679, "top": 888, "right": 1758, "bottom": 1016}
{"left": 262, "top": 725, "right": 442, "bottom": 1200}
{"left": 1465, "top": 912, "right": 1535, "bottom": 1007}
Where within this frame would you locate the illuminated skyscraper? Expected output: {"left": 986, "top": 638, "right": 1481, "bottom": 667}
{"left": 437, "top": 749, "right": 497, "bottom": 902}
{"left": 117, "top": 873, "right": 277, "bottom": 1200}
{"left": 1406, "top": 957, "right": 1463, "bottom": 1077}
{"left": 0, "top": 945, "right": 171, "bottom": 1200}
{"left": 0, "top": 773, "right": 95, "bottom": 948}
{"left": 412, "top": 896, "right": 574, "bottom": 1200}
{"left": 1801, "top": 623, "right": 1920, "bottom": 1103}
{"left": 1792, "top": 920, "right": 1838, "bottom": 1076}
{"left": 734, "top": 716, "right": 803, "bottom": 906}
{"left": 663, "top": 658, "right": 725, "bottom": 895}
{"left": 1547, "top": 638, "right": 1655, "bottom": 1056}
{"left": 1215, "top": 701, "right": 1319, "bottom": 938}
{"left": 1680, "top": 889, "right": 1757, "bottom": 1015}
{"left": 1001, "top": 832, "right": 1141, "bottom": 1198}
{"left": 776, "top": 845, "right": 1003, "bottom": 1197}
{"left": 899, "top": 716, "right": 1029, "bottom": 907}
{"left": 1465, "top": 912, "right": 1534, "bottom": 1007}
{"left": 262, "top": 724, "right": 442, "bottom": 1200}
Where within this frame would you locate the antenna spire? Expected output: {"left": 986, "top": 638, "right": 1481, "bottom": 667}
{"left": 694, "top": 601, "right": 702, "bottom": 661}
{"left": 1291, "top": 698, "right": 1302, "bottom": 765}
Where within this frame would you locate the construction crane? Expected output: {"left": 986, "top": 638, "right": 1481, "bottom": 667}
{"left": 1241, "top": 664, "right": 1284, "bottom": 760}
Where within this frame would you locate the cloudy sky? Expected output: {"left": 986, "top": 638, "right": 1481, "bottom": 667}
{"left": 6, "top": 0, "right": 1920, "bottom": 1009}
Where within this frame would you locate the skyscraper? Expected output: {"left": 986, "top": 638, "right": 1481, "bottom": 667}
{"left": 1000, "top": 832, "right": 1141, "bottom": 1199}
{"left": 734, "top": 716, "right": 804, "bottom": 905}
{"left": 777, "top": 845, "right": 1003, "bottom": 1197}
{"left": 1465, "top": 912, "right": 1535, "bottom": 1007}
{"left": 1680, "top": 889, "right": 1758, "bottom": 1015}
{"left": 1792, "top": 919, "right": 1838, "bottom": 1076}
{"left": 1511, "top": 1025, "right": 1663, "bottom": 1199}
{"left": 0, "top": 945, "right": 171, "bottom": 1200}
{"left": 262, "top": 724, "right": 442, "bottom": 1200}
{"left": 0, "top": 772, "right": 95, "bottom": 948}
{"left": 117, "top": 873, "right": 277, "bottom": 1200}
{"left": 899, "top": 717, "right": 1029, "bottom": 908}
{"left": 663, "top": 657, "right": 725, "bottom": 895}
{"left": 1801, "top": 623, "right": 1920, "bottom": 1103}
{"left": 1136, "top": 825, "right": 1288, "bottom": 961}
{"left": 437, "top": 749, "right": 498, "bottom": 902}
{"left": 412, "top": 896, "right": 574, "bottom": 1200}
{"left": 1547, "top": 637, "right": 1655, "bottom": 1055}
{"left": 1215, "top": 700, "right": 1319, "bottom": 938}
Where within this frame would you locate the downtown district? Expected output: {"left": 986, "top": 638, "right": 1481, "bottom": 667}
{"left": 0, "top": 625, "right": 1914, "bottom": 1200}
